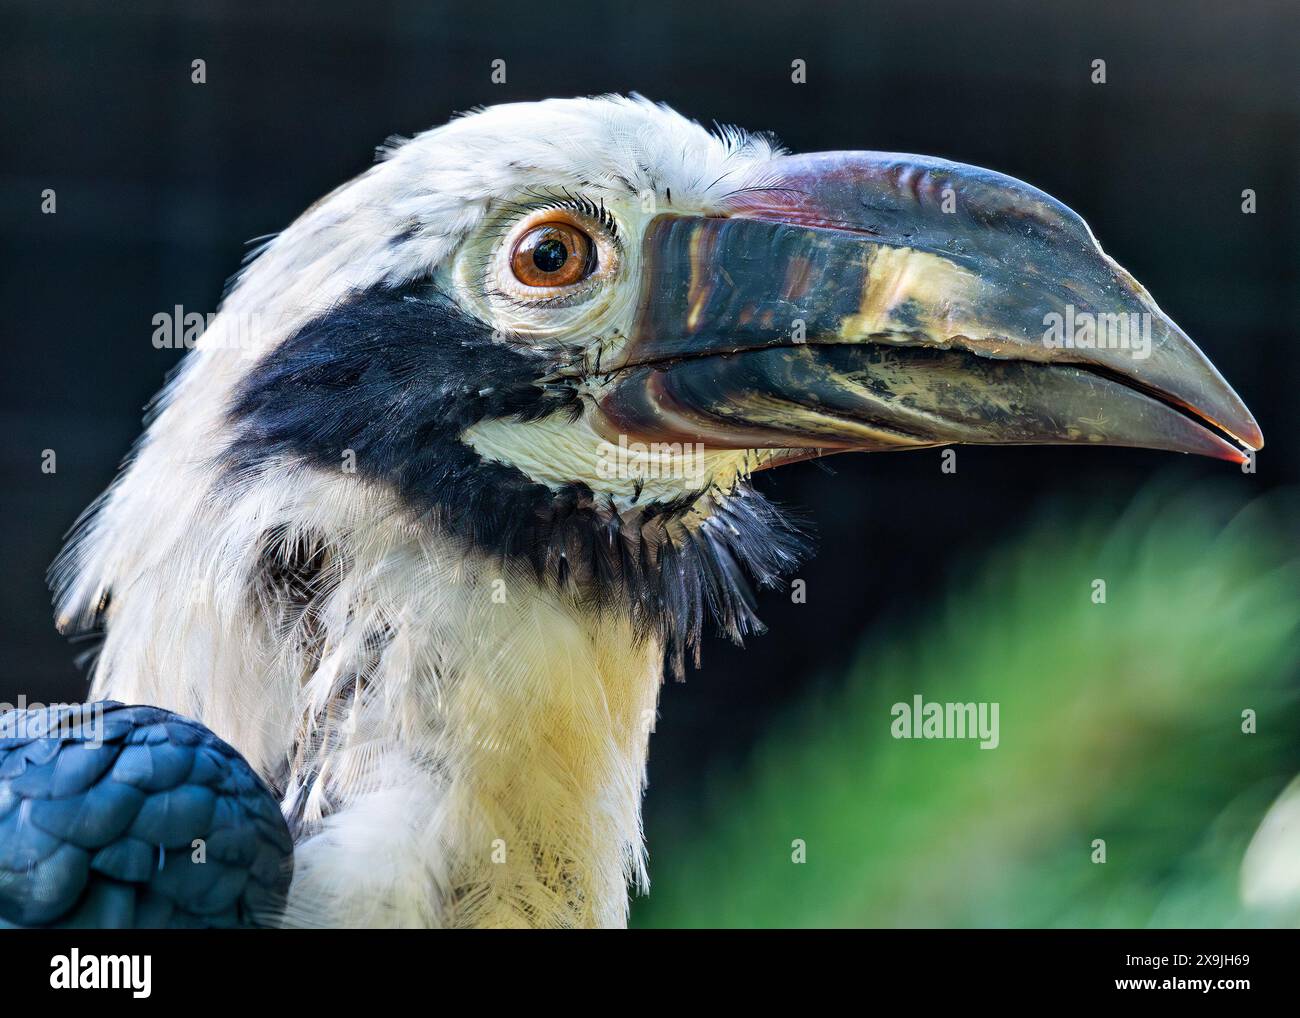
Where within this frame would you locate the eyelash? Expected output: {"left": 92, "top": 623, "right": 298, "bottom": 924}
{"left": 476, "top": 190, "right": 622, "bottom": 308}
{"left": 504, "top": 189, "right": 620, "bottom": 241}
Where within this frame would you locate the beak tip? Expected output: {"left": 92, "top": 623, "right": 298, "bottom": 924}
{"left": 1216, "top": 405, "right": 1263, "bottom": 457}
{"left": 1243, "top": 421, "right": 1265, "bottom": 453}
{"left": 1218, "top": 426, "right": 1260, "bottom": 465}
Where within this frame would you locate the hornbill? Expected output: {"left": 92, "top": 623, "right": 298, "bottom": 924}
{"left": 1, "top": 96, "right": 1261, "bottom": 928}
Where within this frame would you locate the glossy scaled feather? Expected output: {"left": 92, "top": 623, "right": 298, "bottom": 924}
{"left": 0, "top": 702, "right": 292, "bottom": 928}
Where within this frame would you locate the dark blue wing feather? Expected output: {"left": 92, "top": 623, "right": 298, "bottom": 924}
{"left": 0, "top": 702, "right": 292, "bottom": 928}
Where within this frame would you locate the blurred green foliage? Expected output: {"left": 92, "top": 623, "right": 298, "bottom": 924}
{"left": 634, "top": 483, "right": 1300, "bottom": 927}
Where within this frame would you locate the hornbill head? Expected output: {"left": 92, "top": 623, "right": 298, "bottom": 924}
{"left": 216, "top": 96, "right": 1258, "bottom": 671}
{"left": 61, "top": 95, "right": 1262, "bottom": 682}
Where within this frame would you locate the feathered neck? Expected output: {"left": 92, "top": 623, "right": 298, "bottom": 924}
{"left": 58, "top": 447, "right": 667, "bottom": 925}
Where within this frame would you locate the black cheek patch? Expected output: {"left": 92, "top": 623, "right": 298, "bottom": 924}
{"left": 222, "top": 282, "right": 810, "bottom": 677}
{"left": 225, "top": 283, "right": 573, "bottom": 495}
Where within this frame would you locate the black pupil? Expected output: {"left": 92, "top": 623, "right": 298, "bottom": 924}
{"left": 532, "top": 237, "right": 569, "bottom": 273}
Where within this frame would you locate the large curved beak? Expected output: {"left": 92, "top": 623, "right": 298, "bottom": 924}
{"left": 596, "top": 152, "right": 1263, "bottom": 464}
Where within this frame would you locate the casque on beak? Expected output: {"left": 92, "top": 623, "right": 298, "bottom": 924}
{"left": 596, "top": 152, "right": 1263, "bottom": 464}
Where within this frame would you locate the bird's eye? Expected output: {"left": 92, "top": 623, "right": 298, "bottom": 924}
{"left": 510, "top": 222, "right": 596, "bottom": 288}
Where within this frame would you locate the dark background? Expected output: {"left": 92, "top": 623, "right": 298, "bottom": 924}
{"left": 2, "top": 0, "right": 1296, "bottom": 820}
